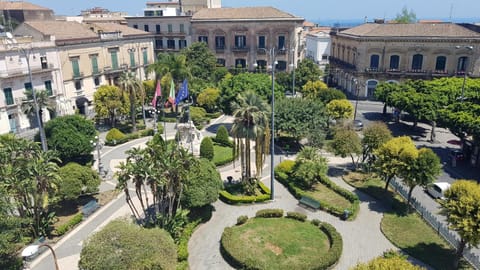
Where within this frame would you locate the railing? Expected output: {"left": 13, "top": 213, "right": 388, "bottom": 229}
{"left": 328, "top": 56, "right": 356, "bottom": 70}
{"left": 73, "top": 72, "right": 84, "bottom": 79}
{"left": 390, "top": 178, "right": 480, "bottom": 269}
{"left": 232, "top": 46, "right": 249, "bottom": 52}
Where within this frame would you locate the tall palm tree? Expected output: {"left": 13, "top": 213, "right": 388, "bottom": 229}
{"left": 22, "top": 89, "right": 56, "bottom": 128}
{"left": 231, "top": 91, "right": 270, "bottom": 180}
{"left": 119, "top": 72, "right": 144, "bottom": 132}
{"left": 148, "top": 53, "right": 190, "bottom": 86}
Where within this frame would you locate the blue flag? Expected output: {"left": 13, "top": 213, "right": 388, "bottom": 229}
{"left": 175, "top": 79, "right": 189, "bottom": 104}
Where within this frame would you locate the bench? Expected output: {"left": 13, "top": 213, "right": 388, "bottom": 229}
{"left": 82, "top": 199, "right": 99, "bottom": 217}
{"left": 299, "top": 196, "right": 321, "bottom": 210}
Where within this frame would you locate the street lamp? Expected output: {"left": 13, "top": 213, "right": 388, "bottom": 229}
{"left": 455, "top": 45, "right": 474, "bottom": 101}
{"left": 90, "top": 136, "right": 103, "bottom": 176}
{"left": 255, "top": 47, "right": 280, "bottom": 200}
{"left": 149, "top": 107, "right": 161, "bottom": 135}
{"left": 8, "top": 40, "right": 48, "bottom": 151}
{"left": 289, "top": 48, "right": 296, "bottom": 96}
{"left": 22, "top": 243, "right": 59, "bottom": 270}
{"left": 353, "top": 79, "right": 360, "bottom": 121}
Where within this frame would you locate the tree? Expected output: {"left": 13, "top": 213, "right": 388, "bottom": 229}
{"left": 197, "top": 87, "right": 220, "bottom": 112}
{"left": 329, "top": 127, "right": 362, "bottom": 169}
{"left": 295, "top": 58, "right": 322, "bottom": 89}
{"left": 93, "top": 85, "right": 129, "bottom": 127}
{"left": 182, "top": 158, "right": 223, "bottom": 208}
{"left": 181, "top": 41, "right": 217, "bottom": 81}
{"left": 361, "top": 122, "right": 392, "bottom": 165}
{"left": 22, "top": 89, "right": 56, "bottom": 128}
{"left": 317, "top": 88, "right": 347, "bottom": 104}
{"left": 56, "top": 163, "right": 101, "bottom": 201}
{"left": 373, "top": 136, "right": 417, "bottom": 190}
{"left": 292, "top": 147, "right": 328, "bottom": 189}
{"left": 326, "top": 99, "right": 354, "bottom": 121}
{"left": 43, "top": 115, "right": 97, "bottom": 165}
{"left": 394, "top": 6, "right": 417, "bottom": 23}
{"left": 148, "top": 52, "right": 190, "bottom": 86}
{"left": 79, "top": 219, "right": 177, "bottom": 270}
{"left": 374, "top": 82, "right": 400, "bottom": 115}
{"left": 443, "top": 180, "right": 480, "bottom": 269}
{"left": 119, "top": 71, "right": 144, "bottom": 132}
{"left": 0, "top": 214, "right": 25, "bottom": 270}
{"left": 215, "top": 125, "right": 230, "bottom": 146}
{"left": 200, "top": 137, "right": 214, "bottom": 160}
{"left": 301, "top": 80, "right": 328, "bottom": 100}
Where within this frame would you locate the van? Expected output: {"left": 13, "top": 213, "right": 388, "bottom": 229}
{"left": 426, "top": 182, "right": 451, "bottom": 199}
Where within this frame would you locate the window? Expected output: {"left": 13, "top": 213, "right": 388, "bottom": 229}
{"left": 234, "top": 35, "right": 246, "bottom": 48}
{"left": 142, "top": 49, "right": 148, "bottom": 65}
{"left": 3, "top": 88, "right": 13, "bottom": 105}
{"left": 44, "top": 80, "right": 53, "bottom": 96}
{"left": 40, "top": 56, "right": 48, "bottom": 69}
{"left": 167, "top": 40, "right": 175, "bottom": 49}
{"left": 155, "top": 39, "right": 163, "bottom": 49}
{"left": 133, "top": 24, "right": 138, "bottom": 29}
{"left": 94, "top": 77, "right": 100, "bottom": 86}
{"left": 435, "top": 56, "right": 447, "bottom": 71}
{"left": 258, "top": 35, "right": 266, "bottom": 49}
{"left": 235, "top": 59, "right": 246, "bottom": 68}
{"left": 198, "top": 36, "right": 208, "bottom": 44}
{"left": 256, "top": 60, "right": 267, "bottom": 69}
{"left": 179, "top": 40, "right": 187, "bottom": 49}
{"left": 155, "top": 10, "right": 163, "bottom": 16}
{"left": 369, "top": 54, "right": 379, "bottom": 69}
{"left": 277, "top": 60, "right": 287, "bottom": 71}
{"left": 168, "top": 24, "right": 172, "bottom": 33}
{"left": 457, "top": 56, "right": 468, "bottom": 72}
{"left": 156, "top": 24, "right": 161, "bottom": 33}
{"left": 110, "top": 50, "right": 119, "bottom": 69}
{"left": 144, "top": 10, "right": 154, "bottom": 16}
{"left": 24, "top": 82, "right": 32, "bottom": 91}
{"left": 216, "top": 58, "right": 225, "bottom": 66}
{"left": 144, "top": 24, "right": 149, "bottom": 32}
{"left": 129, "top": 51, "right": 136, "bottom": 67}
{"left": 180, "top": 24, "right": 184, "bottom": 33}
{"left": 75, "top": 80, "right": 82, "bottom": 90}
{"left": 71, "top": 58, "right": 80, "bottom": 77}
{"left": 411, "top": 54, "right": 423, "bottom": 70}
{"left": 91, "top": 55, "right": 99, "bottom": 74}
{"left": 215, "top": 36, "right": 225, "bottom": 49}
{"left": 389, "top": 55, "right": 400, "bottom": 70}
{"left": 278, "top": 35, "right": 285, "bottom": 49}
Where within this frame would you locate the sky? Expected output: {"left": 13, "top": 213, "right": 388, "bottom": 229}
{"left": 25, "top": 0, "right": 480, "bottom": 23}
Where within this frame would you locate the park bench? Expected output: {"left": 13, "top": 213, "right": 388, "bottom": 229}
{"left": 82, "top": 199, "right": 99, "bottom": 218}
{"left": 299, "top": 195, "right": 321, "bottom": 210}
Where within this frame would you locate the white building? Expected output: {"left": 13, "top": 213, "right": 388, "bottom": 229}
{"left": 305, "top": 27, "right": 331, "bottom": 70}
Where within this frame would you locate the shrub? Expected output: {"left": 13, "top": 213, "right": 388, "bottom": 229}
{"left": 275, "top": 160, "right": 296, "bottom": 175}
{"left": 177, "top": 221, "right": 199, "bottom": 262}
{"left": 315, "top": 222, "right": 343, "bottom": 269}
{"left": 255, "top": 209, "right": 284, "bottom": 218}
{"left": 140, "top": 128, "right": 155, "bottom": 137}
{"left": 219, "top": 190, "right": 270, "bottom": 204}
{"left": 106, "top": 128, "right": 126, "bottom": 143}
{"left": 200, "top": 137, "right": 214, "bottom": 160}
{"left": 236, "top": 215, "right": 248, "bottom": 225}
{"left": 56, "top": 163, "right": 101, "bottom": 201}
{"left": 286, "top": 212, "right": 307, "bottom": 222}
{"left": 215, "top": 125, "right": 230, "bottom": 146}
{"left": 311, "top": 219, "right": 321, "bottom": 226}
{"left": 55, "top": 212, "right": 83, "bottom": 236}
{"left": 190, "top": 106, "right": 208, "bottom": 126}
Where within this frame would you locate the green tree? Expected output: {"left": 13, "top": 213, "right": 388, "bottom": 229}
{"left": 295, "top": 58, "right": 322, "bottom": 89}
{"left": 200, "top": 137, "right": 214, "bottom": 160}
{"left": 394, "top": 6, "right": 417, "bottom": 23}
{"left": 0, "top": 214, "right": 25, "bottom": 270}
{"left": 22, "top": 89, "right": 56, "bottom": 128}
{"left": 119, "top": 71, "right": 144, "bottom": 132}
{"left": 329, "top": 127, "right": 362, "bottom": 169}
{"left": 292, "top": 147, "right": 328, "bottom": 189}
{"left": 318, "top": 88, "right": 347, "bottom": 104}
{"left": 79, "top": 219, "right": 177, "bottom": 270}
{"left": 302, "top": 80, "right": 328, "bottom": 100}
{"left": 182, "top": 158, "right": 223, "bottom": 208}
{"left": 181, "top": 41, "right": 217, "bottom": 81}
{"left": 43, "top": 115, "right": 96, "bottom": 165}
{"left": 361, "top": 122, "right": 392, "bottom": 164}
{"left": 326, "top": 99, "right": 354, "bottom": 120}
{"left": 56, "top": 163, "right": 101, "bottom": 201}
{"left": 148, "top": 52, "right": 190, "bottom": 86}
{"left": 443, "top": 180, "right": 480, "bottom": 269}
{"left": 93, "top": 85, "right": 129, "bottom": 127}
{"left": 197, "top": 87, "right": 220, "bottom": 112}
{"left": 215, "top": 125, "right": 230, "bottom": 146}
{"left": 374, "top": 82, "right": 400, "bottom": 115}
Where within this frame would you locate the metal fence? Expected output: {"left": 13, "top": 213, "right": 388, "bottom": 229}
{"left": 390, "top": 178, "right": 480, "bottom": 269}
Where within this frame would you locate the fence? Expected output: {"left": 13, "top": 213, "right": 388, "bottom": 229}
{"left": 390, "top": 178, "right": 480, "bottom": 269}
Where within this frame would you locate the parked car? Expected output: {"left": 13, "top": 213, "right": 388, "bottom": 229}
{"left": 426, "top": 182, "right": 451, "bottom": 199}
{"left": 449, "top": 150, "right": 465, "bottom": 162}
{"left": 353, "top": 120, "right": 363, "bottom": 131}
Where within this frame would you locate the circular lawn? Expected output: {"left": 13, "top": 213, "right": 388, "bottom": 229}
{"left": 221, "top": 217, "right": 340, "bottom": 270}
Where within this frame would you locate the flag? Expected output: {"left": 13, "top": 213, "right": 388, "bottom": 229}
{"left": 151, "top": 80, "right": 162, "bottom": 108}
{"left": 166, "top": 79, "right": 176, "bottom": 107}
{"left": 175, "top": 79, "right": 189, "bottom": 104}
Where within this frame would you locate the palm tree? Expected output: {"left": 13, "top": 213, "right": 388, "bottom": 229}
{"left": 119, "top": 72, "right": 144, "bottom": 132}
{"left": 148, "top": 53, "right": 190, "bottom": 86}
{"left": 22, "top": 89, "right": 56, "bottom": 128}
{"left": 231, "top": 91, "right": 270, "bottom": 181}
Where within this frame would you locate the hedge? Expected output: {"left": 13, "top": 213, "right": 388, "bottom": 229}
{"left": 236, "top": 215, "right": 248, "bottom": 225}
{"left": 177, "top": 221, "right": 199, "bottom": 262}
{"left": 255, "top": 209, "right": 284, "bottom": 218}
{"left": 105, "top": 128, "right": 154, "bottom": 146}
{"left": 219, "top": 182, "right": 271, "bottom": 204}
{"left": 286, "top": 211, "right": 307, "bottom": 222}
{"left": 55, "top": 212, "right": 83, "bottom": 236}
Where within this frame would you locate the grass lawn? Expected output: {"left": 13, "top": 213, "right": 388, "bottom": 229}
{"left": 222, "top": 218, "right": 330, "bottom": 270}
{"left": 213, "top": 143, "right": 233, "bottom": 166}
{"left": 303, "top": 183, "right": 351, "bottom": 210}
{"left": 343, "top": 172, "right": 458, "bottom": 270}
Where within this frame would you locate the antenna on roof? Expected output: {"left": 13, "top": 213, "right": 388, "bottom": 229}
{"left": 449, "top": 3, "right": 453, "bottom": 22}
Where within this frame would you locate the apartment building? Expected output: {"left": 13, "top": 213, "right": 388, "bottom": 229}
{"left": 190, "top": 7, "right": 304, "bottom": 72}
{"left": 305, "top": 27, "right": 331, "bottom": 69}
{"left": 329, "top": 22, "right": 480, "bottom": 98}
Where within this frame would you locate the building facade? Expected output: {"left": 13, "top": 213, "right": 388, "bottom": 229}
{"left": 329, "top": 22, "right": 480, "bottom": 98}
{"left": 305, "top": 27, "right": 331, "bottom": 69}
{"left": 190, "top": 7, "right": 304, "bottom": 72}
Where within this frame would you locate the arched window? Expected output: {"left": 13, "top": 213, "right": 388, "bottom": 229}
{"left": 457, "top": 56, "right": 468, "bottom": 72}
{"left": 370, "top": 54, "right": 380, "bottom": 69}
{"left": 389, "top": 55, "right": 400, "bottom": 70}
{"left": 411, "top": 54, "right": 423, "bottom": 70}
{"left": 366, "top": 80, "right": 378, "bottom": 98}
{"left": 435, "top": 56, "right": 447, "bottom": 71}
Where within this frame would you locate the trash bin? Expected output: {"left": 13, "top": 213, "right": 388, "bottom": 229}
{"left": 342, "top": 209, "right": 350, "bottom": 220}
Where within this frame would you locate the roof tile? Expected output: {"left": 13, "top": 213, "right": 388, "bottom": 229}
{"left": 340, "top": 23, "right": 480, "bottom": 38}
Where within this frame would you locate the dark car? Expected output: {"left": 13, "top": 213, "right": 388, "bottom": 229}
{"left": 450, "top": 150, "right": 465, "bottom": 162}
{"left": 353, "top": 120, "right": 364, "bottom": 131}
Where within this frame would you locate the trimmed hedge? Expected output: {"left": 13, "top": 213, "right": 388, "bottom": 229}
{"left": 105, "top": 128, "right": 154, "bottom": 146}
{"left": 236, "top": 215, "right": 248, "bottom": 225}
{"left": 219, "top": 181, "right": 271, "bottom": 204}
{"left": 316, "top": 222, "right": 343, "bottom": 269}
{"left": 255, "top": 209, "right": 284, "bottom": 218}
{"left": 286, "top": 211, "right": 307, "bottom": 222}
{"left": 177, "top": 221, "right": 199, "bottom": 263}
{"left": 55, "top": 212, "right": 83, "bottom": 236}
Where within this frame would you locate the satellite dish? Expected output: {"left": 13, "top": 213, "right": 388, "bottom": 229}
{"left": 6, "top": 32, "right": 13, "bottom": 39}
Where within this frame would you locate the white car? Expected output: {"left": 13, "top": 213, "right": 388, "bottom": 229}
{"left": 426, "top": 182, "right": 451, "bottom": 199}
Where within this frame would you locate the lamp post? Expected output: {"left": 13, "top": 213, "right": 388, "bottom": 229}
{"left": 255, "top": 47, "right": 280, "bottom": 200}
{"left": 289, "top": 48, "right": 296, "bottom": 96}
{"left": 9, "top": 43, "right": 48, "bottom": 151}
{"left": 90, "top": 136, "right": 103, "bottom": 175}
{"left": 22, "top": 243, "right": 59, "bottom": 270}
{"left": 149, "top": 107, "right": 161, "bottom": 134}
{"left": 353, "top": 79, "right": 360, "bottom": 121}
{"left": 455, "top": 45, "right": 474, "bottom": 102}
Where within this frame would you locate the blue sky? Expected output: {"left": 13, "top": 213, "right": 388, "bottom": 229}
{"left": 26, "top": 0, "right": 480, "bottom": 22}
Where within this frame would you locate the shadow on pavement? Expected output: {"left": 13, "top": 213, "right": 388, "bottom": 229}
{"left": 205, "top": 122, "right": 233, "bottom": 134}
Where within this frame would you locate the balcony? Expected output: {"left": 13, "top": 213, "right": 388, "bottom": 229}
{"left": 73, "top": 72, "right": 84, "bottom": 79}
{"left": 232, "top": 46, "right": 249, "bottom": 53}
{"left": 257, "top": 48, "right": 267, "bottom": 54}
{"left": 405, "top": 69, "right": 427, "bottom": 75}
{"left": 215, "top": 46, "right": 225, "bottom": 53}
{"left": 365, "top": 67, "right": 384, "bottom": 73}
{"left": 328, "top": 56, "right": 356, "bottom": 70}
{"left": 432, "top": 70, "right": 450, "bottom": 77}
{"left": 103, "top": 64, "right": 128, "bottom": 74}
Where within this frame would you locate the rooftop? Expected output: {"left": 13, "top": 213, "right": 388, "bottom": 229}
{"left": 340, "top": 23, "right": 480, "bottom": 38}
{"left": 23, "top": 21, "right": 97, "bottom": 40}
{"left": 0, "top": 1, "right": 51, "bottom": 11}
{"left": 92, "top": 22, "right": 149, "bottom": 36}
{"left": 192, "top": 6, "right": 302, "bottom": 21}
